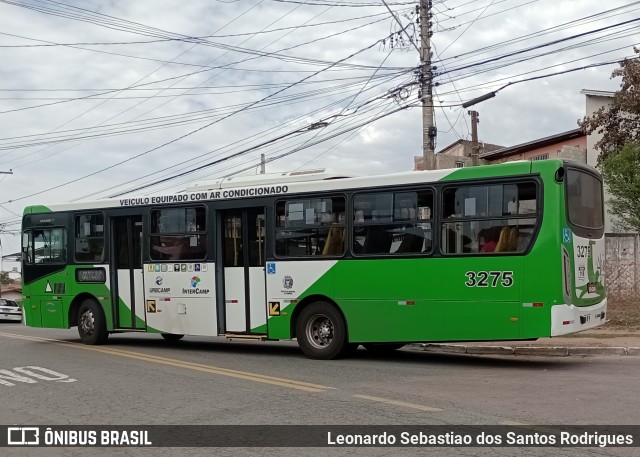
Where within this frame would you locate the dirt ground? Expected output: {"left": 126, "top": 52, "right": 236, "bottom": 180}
{"left": 604, "top": 298, "right": 640, "bottom": 330}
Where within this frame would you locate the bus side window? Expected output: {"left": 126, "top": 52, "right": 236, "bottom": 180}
{"left": 396, "top": 232, "right": 424, "bottom": 253}
{"left": 362, "top": 226, "right": 393, "bottom": 254}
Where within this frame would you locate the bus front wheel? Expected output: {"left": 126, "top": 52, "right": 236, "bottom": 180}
{"left": 296, "top": 302, "right": 347, "bottom": 360}
{"left": 77, "top": 299, "right": 108, "bottom": 345}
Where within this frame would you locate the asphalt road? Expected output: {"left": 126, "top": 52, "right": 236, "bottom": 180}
{"left": 0, "top": 322, "right": 638, "bottom": 457}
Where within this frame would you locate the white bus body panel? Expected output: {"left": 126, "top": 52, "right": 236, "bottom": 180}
{"left": 143, "top": 263, "right": 217, "bottom": 336}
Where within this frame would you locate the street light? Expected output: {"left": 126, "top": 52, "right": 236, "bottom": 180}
{"left": 462, "top": 91, "right": 496, "bottom": 109}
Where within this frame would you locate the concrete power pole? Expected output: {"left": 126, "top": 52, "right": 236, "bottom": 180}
{"left": 469, "top": 110, "right": 479, "bottom": 166}
{"left": 420, "top": 0, "right": 436, "bottom": 170}
{"left": 0, "top": 170, "right": 12, "bottom": 298}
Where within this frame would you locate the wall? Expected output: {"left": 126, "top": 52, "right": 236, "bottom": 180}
{"left": 605, "top": 234, "right": 639, "bottom": 301}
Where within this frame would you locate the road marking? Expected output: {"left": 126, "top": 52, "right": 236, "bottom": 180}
{"left": 353, "top": 394, "right": 442, "bottom": 412}
{"left": 0, "top": 332, "right": 331, "bottom": 393}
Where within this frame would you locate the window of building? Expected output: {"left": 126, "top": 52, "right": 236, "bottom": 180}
{"left": 74, "top": 213, "right": 105, "bottom": 263}
{"left": 150, "top": 206, "right": 207, "bottom": 260}
{"left": 275, "top": 196, "right": 346, "bottom": 257}
{"left": 455, "top": 161, "right": 465, "bottom": 168}
{"left": 530, "top": 153, "right": 549, "bottom": 161}
{"left": 24, "top": 228, "right": 67, "bottom": 264}
{"left": 441, "top": 182, "right": 538, "bottom": 255}
{"left": 352, "top": 190, "right": 433, "bottom": 255}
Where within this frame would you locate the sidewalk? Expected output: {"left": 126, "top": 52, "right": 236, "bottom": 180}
{"left": 413, "top": 328, "right": 640, "bottom": 357}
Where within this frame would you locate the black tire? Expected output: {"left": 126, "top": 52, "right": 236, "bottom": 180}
{"left": 362, "top": 343, "right": 405, "bottom": 353}
{"left": 161, "top": 333, "right": 184, "bottom": 342}
{"left": 296, "top": 301, "right": 348, "bottom": 360}
{"left": 77, "top": 299, "right": 108, "bottom": 345}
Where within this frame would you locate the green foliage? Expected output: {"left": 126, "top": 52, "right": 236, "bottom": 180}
{"left": 600, "top": 142, "right": 640, "bottom": 232}
{"left": 581, "top": 47, "right": 640, "bottom": 163}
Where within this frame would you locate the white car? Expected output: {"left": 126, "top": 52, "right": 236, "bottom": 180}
{"left": 0, "top": 299, "right": 22, "bottom": 323}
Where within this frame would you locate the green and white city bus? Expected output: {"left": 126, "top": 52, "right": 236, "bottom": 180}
{"left": 21, "top": 160, "right": 606, "bottom": 359}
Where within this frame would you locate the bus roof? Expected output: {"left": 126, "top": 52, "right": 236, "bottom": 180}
{"left": 184, "top": 168, "right": 358, "bottom": 192}
{"left": 25, "top": 160, "right": 552, "bottom": 214}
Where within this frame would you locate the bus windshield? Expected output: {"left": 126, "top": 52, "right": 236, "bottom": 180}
{"left": 566, "top": 167, "right": 604, "bottom": 234}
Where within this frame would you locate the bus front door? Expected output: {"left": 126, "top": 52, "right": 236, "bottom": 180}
{"left": 111, "top": 216, "right": 146, "bottom": 330}
{"left": 220, "top": 208, "right": 267, "bottom": 335}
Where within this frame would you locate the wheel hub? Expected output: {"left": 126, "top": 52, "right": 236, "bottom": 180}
{"left": 80, "top": 311, "right": 94, "bottom": 336}
{"left": 306, "top": 314, "right": 334, "bottom": 349}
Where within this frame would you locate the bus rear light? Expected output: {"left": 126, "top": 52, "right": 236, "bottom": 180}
{"left": 563, "top": 320, "right": 574, "bottom": 325}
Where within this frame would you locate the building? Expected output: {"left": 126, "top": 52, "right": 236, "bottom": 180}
{"left": 413, "top": 140, "right": 503, "bottom": 170}
{"left": 581, "top": 89, "right": 615, "bottom": 166}
{"left": 414, "top": 89, "right": 617, "bottom": 231}
{"left": 414, "top": 129, "right": 587, "bottom": 169}
{"left": 480, "top": 129, "right": 587, "bottom": 164}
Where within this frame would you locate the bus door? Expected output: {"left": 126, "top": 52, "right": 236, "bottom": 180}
{"left": 220, "top": 208, "right": 267, "bottom": 334}
{"left": 111, "top": 216, "right": 145, "bottom": 329}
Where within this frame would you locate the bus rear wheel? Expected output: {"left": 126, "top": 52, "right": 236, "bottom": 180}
{"left": 362, "top": 343, "right": 405, "bottom": 353}
{"left": 77, "top": 299, "right": 108, "bottom": 345}
{"left": 296, "top": 302, "right": 347, "bottom": 360}
{"left": 161, "top": 333, "right": 184, "bottom": 342}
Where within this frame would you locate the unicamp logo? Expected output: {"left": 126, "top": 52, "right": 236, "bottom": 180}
{"left": 182, "top": 276, "right": 210, "bottom": 295}
{"left": 149, "top": 276, "right": 169, "bottom": 293}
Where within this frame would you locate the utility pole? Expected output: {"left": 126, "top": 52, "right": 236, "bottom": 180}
{"left": 462, "top": 92, "right": 496, "bottom": 167}
{"left": 0, "top": 170, "right": 13, "bottom": 298}
{"left": 469, "top": 110, "right": 479, "bottom": 166}
{"left": 419, "top": 0, "right": 436, "bottom": 170}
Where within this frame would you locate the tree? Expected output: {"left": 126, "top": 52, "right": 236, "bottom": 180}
{"left": 600, "top": 142, "right": 640, "bottom": 232}
{"left": 580, "top": 47, "right": 640, "bottom": 163}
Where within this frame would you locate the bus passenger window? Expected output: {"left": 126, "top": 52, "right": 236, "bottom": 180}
{"left": 75, "top": 213, "right": 105, "bottom": 263}
{"left": 353, "top": 189, "right": 433, "bottom": 256}
{"left": 150, "top": 206, "right": 207, "bottom": 261}
{"left": 441, "top": 182, "right": 538, "bottom": 255}
{"left": 275, "top": 196, "right": 346, "bottom": 258}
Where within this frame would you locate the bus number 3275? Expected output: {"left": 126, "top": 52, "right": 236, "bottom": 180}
{"left": 465, "top": 271, "right": 514, "bottom": 288}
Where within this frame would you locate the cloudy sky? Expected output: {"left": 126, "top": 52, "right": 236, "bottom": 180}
{"left": 0, "top": 0, "right": 638, "bottom": 257}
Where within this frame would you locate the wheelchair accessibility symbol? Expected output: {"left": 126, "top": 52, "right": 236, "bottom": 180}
{"left": 267, "top": 262, "right": 276, "bottom": 275}
{"left": 563, "top": 228, "right": 571, "bottom": 243}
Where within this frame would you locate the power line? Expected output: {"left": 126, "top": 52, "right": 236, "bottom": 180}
{"left": 1, "top": 29, "right": 408, "bottom": 204}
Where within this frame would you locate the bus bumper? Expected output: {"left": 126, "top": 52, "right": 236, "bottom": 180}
{"left": 550, "top": 299, "right": 607, "bottom": 336}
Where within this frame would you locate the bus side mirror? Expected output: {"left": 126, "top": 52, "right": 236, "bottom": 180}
{"left": 22, "top": 233, "right": 29, "bottom": 252}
